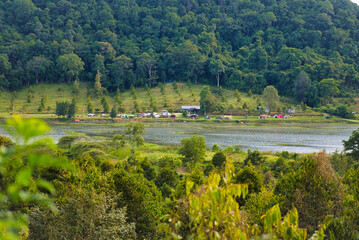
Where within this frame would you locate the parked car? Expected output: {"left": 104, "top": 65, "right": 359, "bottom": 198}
{"left": 100, "top": 113, "right": 107, "bottom": 117}
{"left": 216, "top": 115, "right": 232, "bottom": 120}
{"left": 161, "top": 110, "right": 171, "bottom": 117}
{"left": 152, "top": 112, "right": 160, "bottom": 118}
{"left": 88, "top": 113, "right": 95, "bottom": 117}
{"left": 170, "top": 115, "right": 176, "bottom": 119}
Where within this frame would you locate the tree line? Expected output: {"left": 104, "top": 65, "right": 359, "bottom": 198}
{"left": 1, "top": 0, "right": 359, "bottom": 107}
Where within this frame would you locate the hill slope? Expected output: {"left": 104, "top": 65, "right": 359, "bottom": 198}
{"left": 1, "top": 0, "right": 359, "bottom": 108}
{"left": 0, "top": 82, "right": 268, "bottom": 115}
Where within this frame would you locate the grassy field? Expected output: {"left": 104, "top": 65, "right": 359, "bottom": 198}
{"left": 0, "top": 82, "right": 358, "bottom": 125}
{"left": 0, "top": 82, "right": 290, "bottom": 115}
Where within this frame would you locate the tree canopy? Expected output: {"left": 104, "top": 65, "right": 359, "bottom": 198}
{"left": 0, "top": 0, "right": 358, "bottom": 98}
{"left": 262, "top": 85, "right": 279, "bottom": 114}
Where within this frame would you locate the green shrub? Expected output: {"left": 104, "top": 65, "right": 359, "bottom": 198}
{"left": 212, "top": 150, "right": 226, "bottom": 168}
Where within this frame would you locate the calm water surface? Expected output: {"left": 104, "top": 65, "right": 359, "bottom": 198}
{"left": 1, "top": 122, "right": 357, "bottom": 153}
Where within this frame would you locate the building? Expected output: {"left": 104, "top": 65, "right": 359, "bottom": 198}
{"left": 181, "top": 106, "right": 201, "bottom": 114}
{"left": 287, "top": 108, "right": 295, "bottom": 114}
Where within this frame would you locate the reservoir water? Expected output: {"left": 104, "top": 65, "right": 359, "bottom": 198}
{"left": 1, "top": 122, "right": 356, "bottom": 153}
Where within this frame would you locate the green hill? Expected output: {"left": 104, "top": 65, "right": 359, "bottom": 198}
{"left": 1, "top": 0, "right": 359, "bottom": 109}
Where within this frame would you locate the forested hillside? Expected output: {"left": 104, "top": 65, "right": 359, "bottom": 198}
{"left": 1, "top": 0, "right": 359, "bottom": 107}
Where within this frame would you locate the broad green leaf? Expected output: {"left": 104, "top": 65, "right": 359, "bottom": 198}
{"left": 15, "top": 168, "right": 32, "bottom": 187}
{"left": 6, "top": 116, "right": 50, "bottom": 144}
{"left": 36, "top": 180, "right": 55, "bottom": 195}
{"left": 186, "top": 180, "right": 195, "bottom": 196}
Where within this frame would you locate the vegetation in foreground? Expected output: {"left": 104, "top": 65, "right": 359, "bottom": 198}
{"left": 1, "top": 117, "right": 359, "bottom": 239}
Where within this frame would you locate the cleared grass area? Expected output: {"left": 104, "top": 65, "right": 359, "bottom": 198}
{"left": 1, "top": 82, "right": 358, "bottom": 124}
{"left": 0, "top": 82, "right": 274, "bottom": 115}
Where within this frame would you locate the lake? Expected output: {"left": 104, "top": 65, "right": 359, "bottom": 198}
{"left": 1, "top": 121, "right": 356, "bottom": 153}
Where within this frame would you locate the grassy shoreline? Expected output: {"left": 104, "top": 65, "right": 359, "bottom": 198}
{"left": 1, "top": 113, "right": 358, "bottom": 129}
{"left": 1, "top": 82, "right": 359, "bottom": 126}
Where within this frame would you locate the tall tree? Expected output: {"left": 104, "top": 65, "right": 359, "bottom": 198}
{"left": 73, "top": 79, "right": 80, "bottom": 94}
{"left": 109, "top": 55, "right": 133, "bottom": 89}
{"left": 110, "top": 105, "right": 117, "bottom": 118}
{"left": 68, "top": 97, "right": 77, "bottom": 116}
{"left": 199, "top": 85, "right": 223, "bottom": 114}
{"left": 262, "top": 85, "right": 279, "bottom": 114}
{"left": 26, "top": 56, "right": 51, "bottom": 84}
{"left": 209, "top": 58, "right": 225, "bottom": 87}
{"left": 318, "top": 78, "right": 340, "bottom": 98}
{"left": 11, "top": 0, "right": 36, "bottom": 24}
{"left": 293, "top": 71, "right": 311, "bottom": 104}
{"left": 56, "top": 53, "right": 84, "bottom": 83}
{"left": 248, "top": 40, "right": 269, "bottom": 71}
{"left": 94, "top": 70, "right": 103, "bottom": 96}
{"left": 87, "top": 97, "right": 94, "bottom": 114}
{"left": 102, "top": 96, "right": 110, "bottom": 113}
{"left": 0, "top": 56, "right": 11, "bottom": 89}
{"left": 138, "top": 51, "right": 157, "bottom": 87}
{"left": 343, "top": 129, "right": 359, "bottom": 160}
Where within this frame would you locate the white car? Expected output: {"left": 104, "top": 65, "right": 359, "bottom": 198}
{"left": 161, "top": 110, "right": 171, "bottom": 117}
{"left": 100, "top": 113, "right": 107, "bottom": 117}
{"left": 152, "top": 113, "right": 160, "bottom": 118}
{"left": 88, "top": 113, "right": 95, "bottom": 117}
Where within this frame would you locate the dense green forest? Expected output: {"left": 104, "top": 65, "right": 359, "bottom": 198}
{"left": 1, "top": 0, "right": 359, "bottom": 107}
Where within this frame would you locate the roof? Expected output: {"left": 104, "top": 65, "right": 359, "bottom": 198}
{"left": 181, "top": 106, "right": 200, "bottom": 110}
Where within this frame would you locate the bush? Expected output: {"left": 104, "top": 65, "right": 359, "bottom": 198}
{"left": 212, "top": 150, "right": 226, "bottom": 168}
{"left": 322, "top": 104, "right": 355, "bottom": 119}
{"left": 270, "top": 157, "right": 290, "bottom": 178}
{"left": 155, "top": 167, "right": 177, "bottom": 188}
{"left": 157, "top": 156, "right": 181, "bottom": 170}
{"left": 0, "top": 135, "right": 14, "bottom": 148}
{"left": 242, "top": 188, "right": 280, "bottom": 228}
{"left": 212, "top": 144, "right": 220, "bottom": 152}
{"left": 160, "top": 183, "right": 173, "bottom": 198}
{"left": 274, "top": 153, "right": 344, "bottom": 233}
{"left": 244, "top": 149, "right": 265, "bottom": 166}
{"left": 188, "top": 165, "right": 205, "bottom": 186}
{"left": 178, "top": 135, "right": 206, "bottom": 165}
{"left": 140, "top": 157, "right": 157, "bottom": 181}
{"left": 70, "top": 141, "right": 108, "bottom": 159}
{"left": 28, "top": 187, "right": 136, "bottom": 240}
{"left": 234, "top": 165, "right": 263, "bottom": 196}
{"left": 204, "top": 163, "right": 215, "bottom": 176}
{"left": 57, "top": 135, "right": 84, "bottom": 149}
{"left": 113, "top": 169, "right": 162, "bottom": 239}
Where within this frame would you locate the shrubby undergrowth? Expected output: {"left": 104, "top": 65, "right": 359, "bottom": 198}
{"left": 1, "top": 119, "right": 359, "bottom": 239}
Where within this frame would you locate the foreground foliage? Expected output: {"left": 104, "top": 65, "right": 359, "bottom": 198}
{"left": 2, "top": 119, "right": 359, "bottom": 239}
{"left": 0, "top": 117, "right": 71, "bottom": 239}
